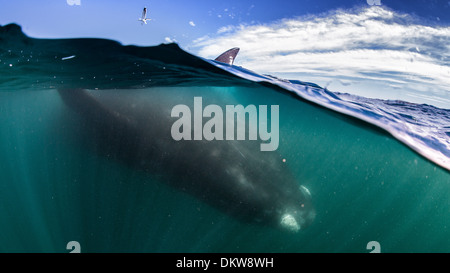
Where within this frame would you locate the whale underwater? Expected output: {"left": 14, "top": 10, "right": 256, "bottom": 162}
{"left": 57, "top": 48, "right": 316, "bottom": 232}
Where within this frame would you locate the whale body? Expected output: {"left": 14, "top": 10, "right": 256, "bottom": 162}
{"left": 57, "top": 52, "right": 315, "bottom": 232}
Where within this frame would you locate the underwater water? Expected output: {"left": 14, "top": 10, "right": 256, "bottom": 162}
{"left": 0, "top": 23, "right": 449, "bottom": 253}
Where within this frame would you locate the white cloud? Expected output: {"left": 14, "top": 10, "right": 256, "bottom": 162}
{"left": 165, "top": 37, "right": 176, "bottom": 43}
{"left": 189, "top": 21, "right": 196, "bottom": 27}
{"left": 192, "top": 6, "right": 450, "bottom": 108}
{"left": 217, "top": 25, "right": 235, "bottom": 34}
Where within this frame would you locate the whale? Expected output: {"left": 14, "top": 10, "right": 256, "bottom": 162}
{"left": 57, "top": 50, "right": 316, "bottom": 232}
{"left": 214, "top": 47, "right": 240, "bottom": 65}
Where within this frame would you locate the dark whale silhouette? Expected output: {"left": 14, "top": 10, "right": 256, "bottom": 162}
{"left": 57, "top": 50, "right": 315, "bottom": 232}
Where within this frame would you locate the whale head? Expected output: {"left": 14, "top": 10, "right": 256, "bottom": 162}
{"left": 279, "top": 185, "right": 316, "bottom": 232}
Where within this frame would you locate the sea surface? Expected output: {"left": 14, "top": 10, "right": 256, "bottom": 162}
{"left": 0, "top": 23, "right": 449, "bottom": 252}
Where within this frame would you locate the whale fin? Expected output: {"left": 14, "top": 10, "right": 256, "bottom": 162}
{"left": 214, "top": 47, "right": 240, "bottom": 65}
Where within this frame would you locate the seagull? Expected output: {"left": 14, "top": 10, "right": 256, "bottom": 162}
{"left": 138, "top": 7, "right": 151, "bottom": 25}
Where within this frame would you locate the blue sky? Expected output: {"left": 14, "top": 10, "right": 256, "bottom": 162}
{"left": 1, "top": 0, "right": 448, "bottom": 47}
{"left": 1, "top": 0, "right": 450, "bottom": 107}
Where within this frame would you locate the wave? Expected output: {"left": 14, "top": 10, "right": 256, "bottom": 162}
{"left": 1, "top": 23, "right": 449, "bottom": 171}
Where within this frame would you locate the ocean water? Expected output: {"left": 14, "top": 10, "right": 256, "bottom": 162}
{"left": 0, "top": 23, "right": 449, "bottom": 253}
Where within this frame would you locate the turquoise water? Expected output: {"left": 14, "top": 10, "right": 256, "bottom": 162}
{"left": 0, "top": 24, "right": 449, "bottom": 252}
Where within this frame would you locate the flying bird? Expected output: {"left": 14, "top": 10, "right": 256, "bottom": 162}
{"left": 138, "top": 7, "right": 151, "bottom": 25}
